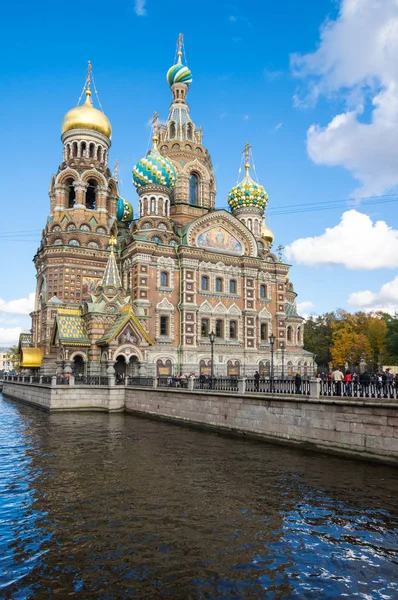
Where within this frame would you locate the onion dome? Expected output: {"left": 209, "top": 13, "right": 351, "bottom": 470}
{"left": 228, "top": 144, "right": 268, "bottom": 211}
{"left": 166, "top": 41, "right": 192, "bottom": 87}
{"left": 132, "top": 130, "right": 177, "bottom": 190}
{"left": 62, "top": 88, "right": 112, "bottom": 139}
{"left": 261, "top": 218, "right": 274, "bottom": 245}
{"left": 116, "top": 197, "right": 133, "bottom": 223}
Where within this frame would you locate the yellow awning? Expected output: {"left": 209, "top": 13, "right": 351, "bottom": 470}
{"left": 20, "top": 348, "right": 43, "bottom": 368}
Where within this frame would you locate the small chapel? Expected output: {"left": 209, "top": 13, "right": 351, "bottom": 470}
{"left": 21, "top": 37, "right": 313, "bottom": 379}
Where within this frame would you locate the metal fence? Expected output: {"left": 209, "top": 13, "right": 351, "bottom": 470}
{"left": 74, "top": 376, "right": 109, "bottom": 386}
{"left": 319, "top": 380, "right": 398, "bottom": 399}
{"left": 193, "top": 377, "right": 239, "bottom": 392}
{"left": 157, "top": 377, "right": 189, "bottom": 389}
{"left": 246, "top": 377, "right": 311, "bottom": 395}
{"left": 127, "top": 377, "right": 154, "bottom": 387}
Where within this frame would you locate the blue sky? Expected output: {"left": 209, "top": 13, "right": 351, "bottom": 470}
{"left": 1, "top": 0, "right": 398, "bottom": 344}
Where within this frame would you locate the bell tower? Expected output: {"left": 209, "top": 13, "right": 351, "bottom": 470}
{"left": 31, "top": 64, "right": 122, "bottom": 366}
{"left": 157, "top": 35, "right": 216, "bottom": 226}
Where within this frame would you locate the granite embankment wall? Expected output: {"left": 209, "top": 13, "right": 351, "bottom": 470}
{"left": 2, "top": 382, "right": 398, "bottom": 464}
{"left": 2, "top": 382, "right": 125, "bottom": 412}
{"left": 125, "top": 388, "right": 398, "bottom": 464}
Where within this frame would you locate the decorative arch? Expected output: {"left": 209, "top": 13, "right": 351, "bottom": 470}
{"left": 81, "top": 170, "right": 107, "bottom": 186}
{"left": 55, "top": 168, "right": 80, "bottom": 186}
{"left": 198, "top": 300, "right": 213, "bottom": 313}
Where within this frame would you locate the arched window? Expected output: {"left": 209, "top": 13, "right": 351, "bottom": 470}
{"left": 229, "top": 279, "right": 236, "bottom": 294}
{"left": 287, "top": 326, "right": 292, "bottom": 342}
{"left": 229, "top": 320, "right": 237, "bottom": 339}
{"left": 187, "top": 123, "right": 193, "bottom": 140}
{"left": 89, "top": 143, "right": 95, "bottom": 158}
{"left": 150, "top": 197, "right": 156, "bottom": 213}
{"left": 260, "top": 284, "right": 267, "bottom": 299}
{"left": 170, "top": 122, "right": 176, "bottom": 138}
{"left": 247, "top": 218, "right": 252, "bottom": 231}
{"left": 81, "top": 142, "right": 86, "bottom": 157}
{"left": 189, "top": 173, "right": 199, "bottom": 205}
{"left": 216, "top": 319, "right": 223, "bottom": 338}
{"left": 160, "top": 271, "right": 169, "bottom": 287}
{"left": 201, "top": 276, "right": 209, "bottom": 291}
{"left": 201, "top": 318, "right": 209, "bottom": 337}
{"left": 65, "top": 178, "right": 76, "bottom": 208}
{"left": 160, "top": 316, "right": 169, "bottom": 336}
{"left": 215, "top": 278, "right": 223, "bottom": 292}
{"left": 297, "top": 327, "right": 301, "bottom": 343}
{"left": 260, "top": 323, "right": 268, "bottom": 341}
{"left": 72, "top": 142, "right": 78, "bottom": 157}
{"left": 86, "top": 179, "right": 97, "bottom": 210}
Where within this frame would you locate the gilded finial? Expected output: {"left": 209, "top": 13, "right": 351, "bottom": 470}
{"left": 176, "top": 33, "right": 184, "bottom": 64}
{"left": 109, "top": 235, "right": 117, "bottom": 250}
{"left": 243, "top": 141, "right": 251, "bottom": 174}
{"left": 151, "top": 111, "right": 159, "bottom": 150}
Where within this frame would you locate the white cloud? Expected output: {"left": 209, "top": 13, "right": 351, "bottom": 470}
{"left": 297, "top": 301, "right": 316, "bottom": 320}
{"left": 285, "top": 209, "right": 398, "bottom": 270}
{"left": 292, "top": 0, "right": 398, "bottom": 196}
{"left": 0, "top": 327, "right": 23, "bottom": 346}
{"left": 134, "top": 0, "right": 146, "bottom": 16}
{"left": 0, "top": 293, "right": 35, "bottom": 315}
{"left": 348, "top": 276, "right": 398, "bottom": 312}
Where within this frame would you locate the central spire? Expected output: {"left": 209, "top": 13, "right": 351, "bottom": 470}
{"left": 101, "top": 236, "right": 122, "bottom": 289}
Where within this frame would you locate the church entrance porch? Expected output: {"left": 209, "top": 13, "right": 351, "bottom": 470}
{"left": 115, "top": 355, "right": 126, "bottom": 384}
{"left": 73, "top": 355, "right": 85, "bottom": 377}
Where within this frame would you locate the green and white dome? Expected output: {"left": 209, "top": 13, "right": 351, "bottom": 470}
{"left": 228, "top": 149, "right": 268, "bottom": 211}
{"left": 116, "top": 197, "right": 133, "bottom": 223}
{"left": 132, "top": 148, "right": 177, "bottom": 189}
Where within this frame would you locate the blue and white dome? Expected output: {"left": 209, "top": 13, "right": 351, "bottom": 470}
{"left": 132, "top": 149, "right": 177, "bottom": 189}
{"left": 116, "top": 197, "right": 133, "bottom": 223}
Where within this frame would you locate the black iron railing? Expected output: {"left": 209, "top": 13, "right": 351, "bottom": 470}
{"left": 127, "top": 377, "right": 154, "bottom": 387}
{"left": 74, "top": 375, "right": 108, "bottom": 386}
{"left": 193, "top": 377, "right": 239, "bottom": 392}
{"left": 319, "top": 380, "right": 398, "bottom": 399}
{"left": 41, "top": 376, "right": 52, "bottom": 384}
{"left": 246, "top": 378, "right": 311, "bottom": 395}
{"left": 157, "top": 377, "right": 189, "bottom": 388}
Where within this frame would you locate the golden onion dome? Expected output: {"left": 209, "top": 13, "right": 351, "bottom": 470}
{"left": 61, "top": 89, "right": 112, "bottom": 139}
{"left": 261, "top": 218, "right": 274, "bottom": 244}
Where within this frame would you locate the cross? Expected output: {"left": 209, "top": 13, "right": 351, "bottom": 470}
{"left": 276, "top": 244, "right": 285, "bottom": 262}
{"left": 177, "top": 33, "right": 184, "bottom": 53}
{"left": 113, "top": 159, "right": 119, "bottom": 180}
{"left": 243, "top": 141, "right": 251, "bottom": 163}
{"left": 86, "top": 60, "right": 92, "bottom": 90}
{"left": 109, "top": 235, "right": 117, "bottom": 248}
{"left": 152, "top": 111, "right": 159, "bottom": 131}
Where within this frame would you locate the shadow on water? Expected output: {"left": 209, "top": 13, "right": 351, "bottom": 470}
{"left": 1, "top": 395, "right": 397, "bottom": 599}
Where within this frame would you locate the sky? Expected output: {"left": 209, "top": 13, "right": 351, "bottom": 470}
{"left": 1, "top": 0, "right": 398, "bottom": 345}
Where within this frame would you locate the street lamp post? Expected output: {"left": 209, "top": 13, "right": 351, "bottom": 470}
{"left": 209, "top": 331, "right": 215, "bottom": 388}
{"left": 269, "top": 333, "right": 275, "bottom": 392}
{"left": 281, "top": 342, "right": 285, "bottom": 380}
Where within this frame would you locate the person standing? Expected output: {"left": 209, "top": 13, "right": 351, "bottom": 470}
{"left": 344, "top": 370, "right": 352, "bottom": 396}
{"left": 254, "top": 370, "right": 260, "bottom": 392}
{"left": 332, "top": 367, "right": 344, "bottom": 396}
{"left": 295, "top": 372, "right": 302, "bottom": 394}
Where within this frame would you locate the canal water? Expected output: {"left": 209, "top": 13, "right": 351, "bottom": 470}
{"left": 0, "top": 395, "right": 397, "bottom": 599}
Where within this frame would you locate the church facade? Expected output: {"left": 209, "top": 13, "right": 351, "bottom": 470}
{"left": 25, "top": 41, "right": 312, "bottom": 379}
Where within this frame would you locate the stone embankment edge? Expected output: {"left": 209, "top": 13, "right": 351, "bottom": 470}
{"left": 2, "top": 382, "right": 398, "bottom": 465}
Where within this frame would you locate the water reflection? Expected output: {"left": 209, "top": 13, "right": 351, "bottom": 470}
{"left": 1, "top": 396, "right": 397, "bottom": 599}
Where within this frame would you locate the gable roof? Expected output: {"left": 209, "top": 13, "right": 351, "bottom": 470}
{"left": 97, "top": 307, "right": 154, "bottom": 346}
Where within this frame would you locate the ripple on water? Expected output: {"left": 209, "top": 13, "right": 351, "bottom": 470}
{"left": 0, "top": 394, "right": 397, "bottom": 599}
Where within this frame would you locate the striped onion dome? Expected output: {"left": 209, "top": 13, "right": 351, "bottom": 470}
{"left": 132, "top": 149, "right": 177, "bottom": 189}
{"left": 167, "top": 52, "right": 192, "bottom": 87}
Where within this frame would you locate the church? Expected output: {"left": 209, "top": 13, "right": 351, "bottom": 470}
{"left": 22, "top": 37, "right": 312, "bottom": 379}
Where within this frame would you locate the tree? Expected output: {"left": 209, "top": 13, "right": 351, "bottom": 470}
{"left": 384, "top": 313, "right": 398, "bottom": 364}
{"left": 330, "top": 327, "right": 371, "bottom": 369}
{"left": 6, "top": 345, "right": 20, "bottom": 371}
{"left": 303, "top": 313, "right": 334, "bottom": 370}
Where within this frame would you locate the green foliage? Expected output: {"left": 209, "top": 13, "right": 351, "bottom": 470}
{"left": 304, "top": 310, "right": 395, "bottom": 370}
